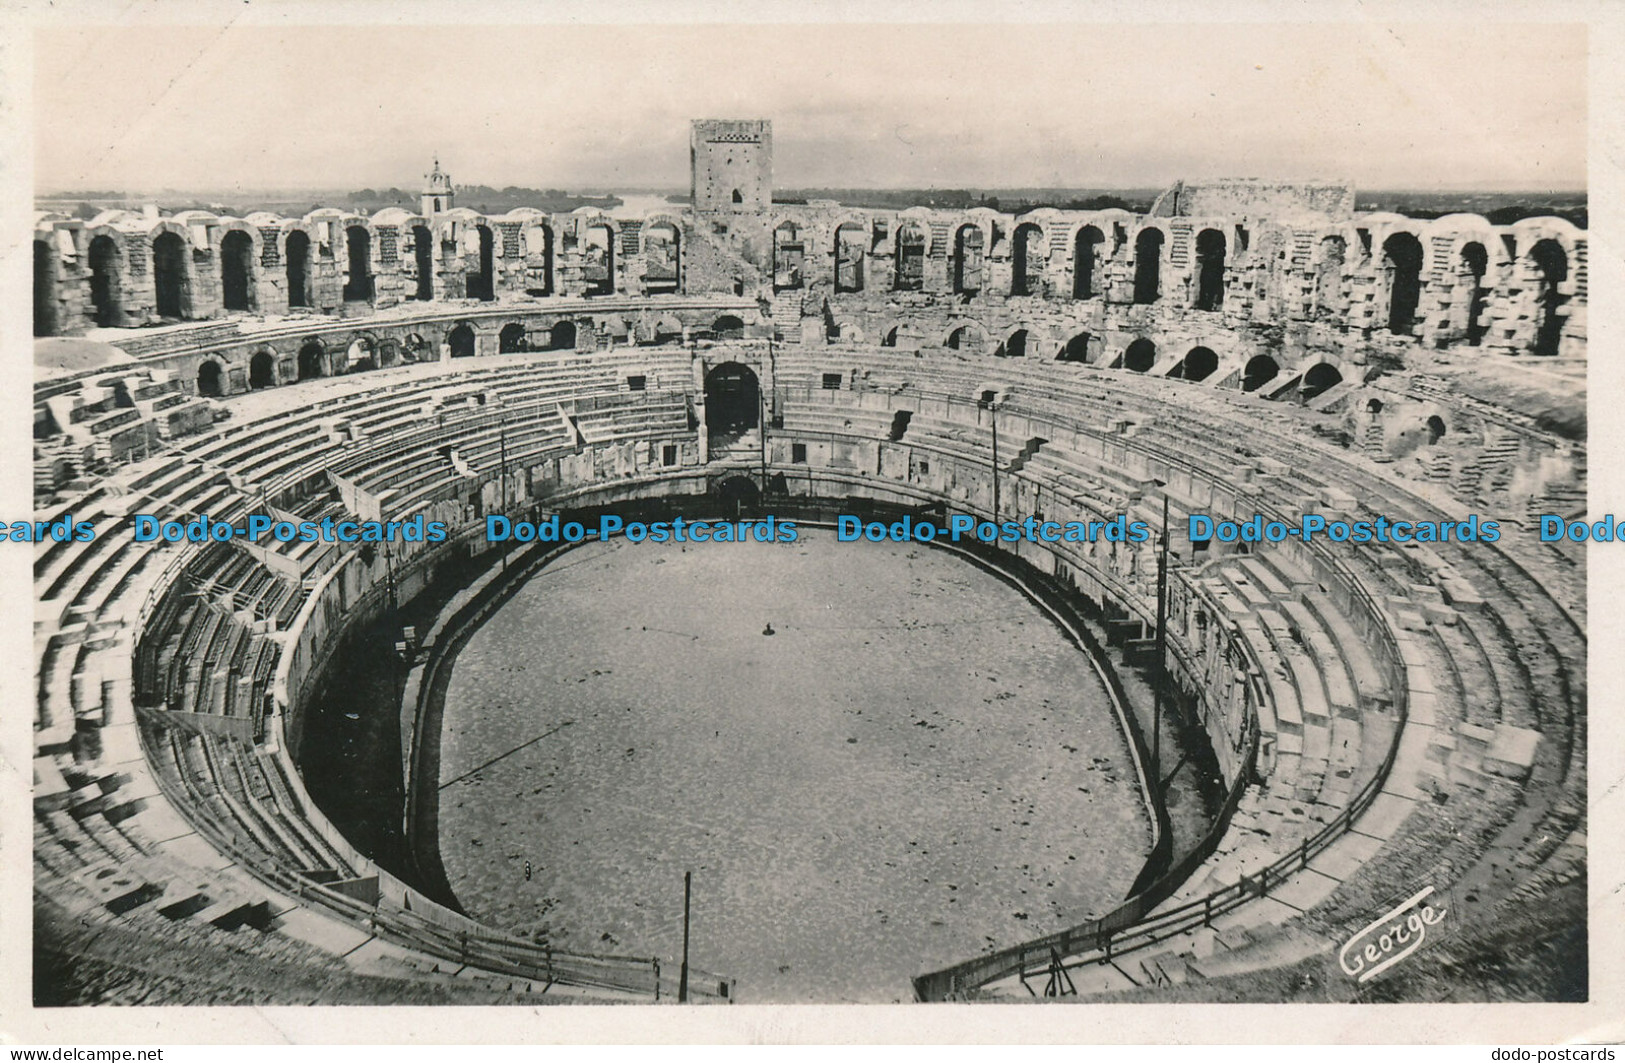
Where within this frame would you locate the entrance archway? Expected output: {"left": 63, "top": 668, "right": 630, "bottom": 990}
{"left": 286, "top": 230, "right": 312, "bottom": 308}
{"left": 1194, "top": 229, "right": 1225, "bottom": 311}
{"left": 250, "top": 350, "right": 276, "bottom": 389}
{"left": 1178, "top": 346, "right": 1218, "bottom": 381}
{"left": 412, "top": 225, "right": 434, "bottom": 300}
{"left": 1382, "top": 232, "right": 1424, "bottom": 335}
{"left": 153, "top": 231, "right": 189, "bottom": 319}
{"left": 1301, "top": 362, "right": 1343, "bottom": 401}
{"left": 1124, "top": 338, "right": 1157, "bottom": 372}
{"left": 197, "top": 360, "right": 224, "bottom": 398}
{"left": 705, "top": 362, "right": 761, "bottom": 443}
{"left": 1242, "top": 354, "right": 1279, "bottom": 393}
{"left": 297, "top": 342, "right": 326, "bottom": 381}
{"left": 221, "top": 230, "right": 255, "bottom": 312}
{"left": 344, "top": 226, "right": 373, "bottom": 303}
{"left": 89, "top": 235, "right": 123, "bottom": 327}
{"left": 449, "top": 324, "right": 477, "bottom": 359}
{"left": 34, "top": 240, "right": 58, "bottom": 336}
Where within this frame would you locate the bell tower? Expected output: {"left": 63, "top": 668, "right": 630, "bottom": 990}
{"left": 422, "top": 157, "right": 455, "bottom": 216}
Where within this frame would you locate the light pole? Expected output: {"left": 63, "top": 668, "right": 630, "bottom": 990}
{"left": 981, "top": 393, "right": 1001, "bottom": 524}
{"left": 678, "top": 870, "right": 692, "bottom": 1003}
{"left": 1152, "top": 491, "right": 1169, "bottom": 793}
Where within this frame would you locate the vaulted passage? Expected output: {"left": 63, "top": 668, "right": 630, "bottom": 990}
{"left": 449, "top": 324, "right": 477, "bottom": 358}
{"left": 1242, "top": 354, "right": 1279, "bottom": 392}
{"left": 1194, "top": 229, "right": 1225, "bottom": 311}
{"left": 895, "top": 223, "right": 926, "bottom": 292}
{"left": 196, "top": 360, "right": 224, "bottom": 398}
{"left": 285, "top": 231, "right": 312, "bottom": 308}
{"left": 1012, "top": 222, "right": 1044, "bottom": 296}
{"left": 1301, "top": 362, "right": 1343, "bottom": 401}
{"left": 153, "top": 231, "right": 189, "bottom": 320}
{"left": 499, "top": 323, "right": 528, "bottom": 353}
{"left": 1383, "top": 232, "right": 1424, "bottom": 335}
{"left": 34, "top": 240, "right": 58, "bottom": 337}
{"left": 644, "top": 223, "right": 680, "bottom": 293}
{"left": 1124, "top": 338, "right": 1157, "bottom": 372}
{"left": 249, "top": 351, "right": 276, "bottom": 389}
{"left": 1058, "top": 332, "right": 1091, "bottom": 362}
{"left": 411, "top": 225, "right": 434, "bottom": 301}
{"left": 548, "top": 320, "right": 577, "bottom": 351}
{"left": 344, "top": 226, "right": 373, "bottom": 303}
{"left": 1073, "top": 226, "right": 1103, "bottom": 299}
{"left": 296, "top": 342, "right": 326, "bottom": 381}
{"left": 523, "top": 224, "right": 552, "bottom": 296}
{"left": 773, "top": 222, "right": 804, "bottom": 292}
{"left": 89, "top": 235, "right": 123, "bottom": 327}
{"left": 1459, "top": 242, "right": 1488, "bottom": 346}
{"left": 1175, "top": 346, "right": 1218, "bottom": 382}
{"left": 705, "top": 361, "right": 760, "bottom": 440}
{"left": 467, "top": 225, "right": 495, "bottom": 301}
{"left": 998, "top": 329, "right": 1032, "bottom": 358}
{"left": 1530, "top": 239, "right": 1570, "bottom": 357}
{"left": 953, "top": 225, "right": 984, "bottom": 294}
{"left": 1133, "top": 228, "right": 1164, "bottom": 304}
{"left": 583, "top": 224, "right": 615, "bottom": 296}
{"left": 220, "top": 230, "right": 255, "bottom": 312}
{"left": 835, "top": 223, "right": 866, "bottom": 293}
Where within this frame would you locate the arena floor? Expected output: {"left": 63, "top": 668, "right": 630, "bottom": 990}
{"left": 436, "top": 529, "right": 1154, "bottom": 1003}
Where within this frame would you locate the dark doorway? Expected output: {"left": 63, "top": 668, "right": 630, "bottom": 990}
{"left": 1058, "top": 332, "right": 1090, "bottom": 362}
{"left": 1124, "top": 338, "right": 1157, "bottom": 372}
{"left": 705, "top": 362, "right": 761, "bottom": 439}
{"left": 197, "top": 360, "right": 224, "bottom": 398}
{"left": 286, "top": 230, "right": 312, "bottom": 308}
{"left": 499, "top": 323, "right": 528, "bottom": 353}
{"left": 449, "top": 324, "right": 476, "bottom": 358}
{"left": 34, "top": 240, "right": 58, "bottom": 336}
{"left": 1426, "top": 415, "right": 1447, "bottom": 444}
{"left": 954, "top": 225, "right": 984, "bottom": 294}
{"left": 1180, "top": 346, "right": 1218, "bottom": 381}
{"left": 1459, "top": 243, "right": 1488, "bottom": 345}
{"left": 1194, "top": 229, "right": 1226, "bottom": 311}
{"left": 716, "top": 475, "right": 761, "bottom": 514}
{"left": 1301, "top": 362, "right": 1343, "bottom": 401}
{"left": 1012, "top": 223, "right": 1044, "bottom": 296}
{"left": 998, "top": 329, "right": 1032, "bottom": 358}
{"left": 1073, "top": 226, "right": 1103, "bottom": 299}
{"left": 835, "top": 223, "right": 866, "bottom": 293}
{"left": 1133, "top": 228, "right": 1164, "bottom": 304}
{"left": 1242, "top": 355, "right": 1279, "bottom": 393}
{"left": 895, "top": 224, "right": 925, "bottom": 291}
{"left": 297, "top": 342, "right": 326, "bottom": 381}
{"left": 89, "top": 235, "right": 122, "bottom": 327}
{"left": 1383, "top": 232, "right": 1424, "bottom": 335}
{"left": 250, "top": 351, "right": 276, "bottom": 389}
{"left": 1530, "top": 239, "right": 1569, "bottom": 357}
{"left": 153, "top": 231, "right": 188, "bottom": 319}
{"left": 344, "top": 226, "right": 372, "bottom": 302}
{"left": 412, "top": 225, "right": 434, "bottom": 301}
{"left": 583, "top": 224, "right": 615, "bottom": 296}
{"left": 221, "top": 230, "right": 255, "bottom": 312}
{"left": 549, "top": 320, "right": 577, "bottom": 350}
{"left": 713, "top": 315, "right": 746, "bottom": 340}
{"left": 467, "top": 225, "right": 495, "bottom": 301}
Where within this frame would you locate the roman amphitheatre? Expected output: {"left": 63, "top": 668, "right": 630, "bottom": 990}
{"left": 32, "top": 120, "right": 1586, "bottom": 1004}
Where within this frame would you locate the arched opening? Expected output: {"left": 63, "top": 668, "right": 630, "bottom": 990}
{"left": 33, "top": 240, "right": 58, "bottom": 336}
{"left": 152, "top": 231, "right": 189, "bottom": 319}
{"left": 285, "top": 230, "right": 312, "bottom": 308}
{"left": 196, "top": 360, "right": 224, "bottom": 397}
{"left": 1123, "top": 338, "right": 1157, "bottom": 372}
{"left": 548, "top": 320, "right": 577, "bottom": 351}
{"left": 583, "top": 223, "right": 615, "bottom": 296}
{"left": 880, "top": 326, "right": 899, "bottom": 348}
{"left": 705, "top": 362, "right": 761, "bottom": 442}
{"left": 523, "top": 224, "right": 552, "bottom": 296}
{"left": 499, "top": 323, "right": 528, "bottom": 353}
{"left": 1314, "top": 236, "right": 1346, "bottom": 321}
{"left": 1073, "top": 225, "right": 1103, "bottom": 299}
{"left": 1366, "top": 398, "right": 1385, "bottom": 414}
{"left": 344, "top": 226, "right": 372, "bottom": 303}
{"left": 996, "top": 329, "right": 1031, "bottom": 358}
{"left": 1459, "top": 242, "right": 1488, "bottom": 345}
{"left": 1242, "top": 354, "right": 1279, "bottom": 392}
{"left": 467, "top": 224, "right": 495, "bottom": 301}
{"left": 220, "top": 230, "right": 256, "bottom": 312}
{"left": 713, "top": 314, "right": 746, "bottom": 340}
{"left": 835, "top": 223, "right": 866, "bottom": 293}
{"left": 945, "top": 325, "right": 981, "bottom": 352}
{"left": 379, "top": 340, "right": 401, "bottom": 368}
{"left": 773, "top": 221, "right": 805, "bottom": 291}
{"left": 411, "top": 225, "right": 434, "bottom": 301}
{"left": 953, "top": 225, "right": 984, "bottom": 294}
{"left": 1194, "top": 229, "right": 1226, "bottom": 311}
{"left": 88, "top": 235, "right": 123, "bottom": 328}
{"left": 1530, "top": 239, "right": 1570, "bottom": 357}
{"left": 1382, "top": 232, "right": 1424, "bottom": 335}
{"left": 894, "top": 223, "right": 926, "bottom": 292}
{"left": 401, "top": 334, "right": 428, "bottom": 364}
{"left": 1133, "top": 228, "right": 1164, "bottom": 304}
{"left": 345, "top": 337, "right": 376, "bottom": 373}
{"left": 448, "top": 324, "right": 477, "bottom": 358}
{"left": 296, "top": 342, "right": 326, "bottom": 381}
{"left": 644, "top": 222, "right": 680, "bottom": 293}
{"left": 1178, "top": 345, "right": 1218, "bottom": 382}
{"left": 1058, "top": 332, "right": 1091, "bottom": 363}
{"left": 1012, "top": 222, "right": 1044, "bottom": 296}
{"left": 1301, "top": 362, "right": 1343, "bottom": 401}
{"left": 716, "top": 475, "right": 761, "bottom": 514}
{"left": 1425, "top": 415, "right": 1447, "bottom": 445}
{"left": 651, "top": 317, "right": 683, "bottom": 345}
{"left": 249, "top": 350, "right": 276, "bottom": 389}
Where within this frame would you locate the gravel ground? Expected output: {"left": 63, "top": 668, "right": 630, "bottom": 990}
{"left": 437, "top": 529, "right": 1152, "bottom": 1003}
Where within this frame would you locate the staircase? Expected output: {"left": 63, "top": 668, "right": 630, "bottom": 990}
{"left": 1006, "top": 436, "right": 1047, "bottom": 474}
{"left": 771, "top": 293, "right": 805, "bottom": 344}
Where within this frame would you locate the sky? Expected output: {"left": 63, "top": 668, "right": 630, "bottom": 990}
{"left": 33, "top": 21, "right": 1587, "bottom": 194}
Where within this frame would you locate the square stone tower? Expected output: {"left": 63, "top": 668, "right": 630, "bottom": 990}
{"left": 690, "top": 119, "right": 772, "bottom": 214}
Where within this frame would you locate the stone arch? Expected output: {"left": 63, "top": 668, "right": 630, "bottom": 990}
{"left": 499, "top": 322, "right": 529, "bottom": 353}
{"left": 1011, "top": 221, "right": 1045, "bottom": 296}
{"left": 995, "top": 327, "right": 1033, "bottom": 358}
{"left": 712, "top": 314, "right": 747, "bottom": 340}
{"left": 343, "top": 225, "right": 373, "bottom": 303}
{"left": 705, "top": 361, "right": 760, "bottom": 441}
{"left": 650, "top": 315, "right": 684, "bottom": 345}
{"left": 1301, "top": 361, "right": 1343, "bottom": 400}
{"left": 33, "top": 239, "right": 59, "bottom": 336}
{"left": 1123, "top": 337, "right": 1157, "bottom": 372}
{"left": 894, "top": 221, "right": 927, "bottom": 291}
{"left": 410, "top": 224, "right": 435, "bottom": 301}
{"left": 249, "top": 349, "right": 277, "bottom": 389}
{"left": 834, "top": 221, "right": 867, "bottom": 293}
{"left": 1529, "top": 238, "right": 1570, "bottom": 356}
{"left": 1382, "top": 231, "right": 1424, "bottom": 335}
{"left": 401, "top": 333, "right": 430, "bottom": 363}
{"left": 1058, "top": 331, "right": 1091, "bottom": 363}
{"left": 583, "top": 222, "right": 616, "bottom": 296}
{"left": 196, "top": 359, "right": 224, "bottom": 397}
{"left": 152, "top": 229, "right": 191, "bottom": 319}
{"left": 344, "top": 335, "right": 377, "bottom": 373}
{"left": 1073, "top": 225, "right": 1104, "bottom": 299}
{"left": 643, "top": 221, "right": 681, "bottom": 293}
{"left": 467, "top": 224, "right": 495, "bottom": 301}
{"left": 297, "top": 340, "right": 327, "bottom": 381}
{"left": 1242, "top": 354, "right": 1279, "bottom": 392}
{"left": 1458, "top": 241, "right": 1489, "bottom": 346}
{"left": 1194, "top": 228, "right": 1226, "bottom": 311}
{"left": 522, "top": 222, "right": 553, "bottom": 296}
{"left": 953, "top": 224, "right": 985, "bottom": 294}
{"left": 1133, "top": 226, "right": 1165, "bottom": 304}
{"left": 285, "top": 229, "right": 313, "bottom": 308}
{"left": 944, "top": 322, "right": 985, "bottom": 352}
{"left": 87, "top": 233, "right": 125, "bottom": 328}
{"left": 1176, "top": 345, "right": 1219, "bottom": 382}
{"left": 220, "top": 229, "right": 257, "bottom": 312}
{"left": 448, "top": 323, "right": 477, "bottom": 358}
{"left": 548, "top": 320, "right": 578, "bottom": 351}
{"left": 773, "top": 220, "right": 805, "bottom": 292}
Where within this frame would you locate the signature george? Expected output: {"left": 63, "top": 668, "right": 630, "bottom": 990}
{"left": 1338, "top": 885, "right": 1449, "bottom": 983}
